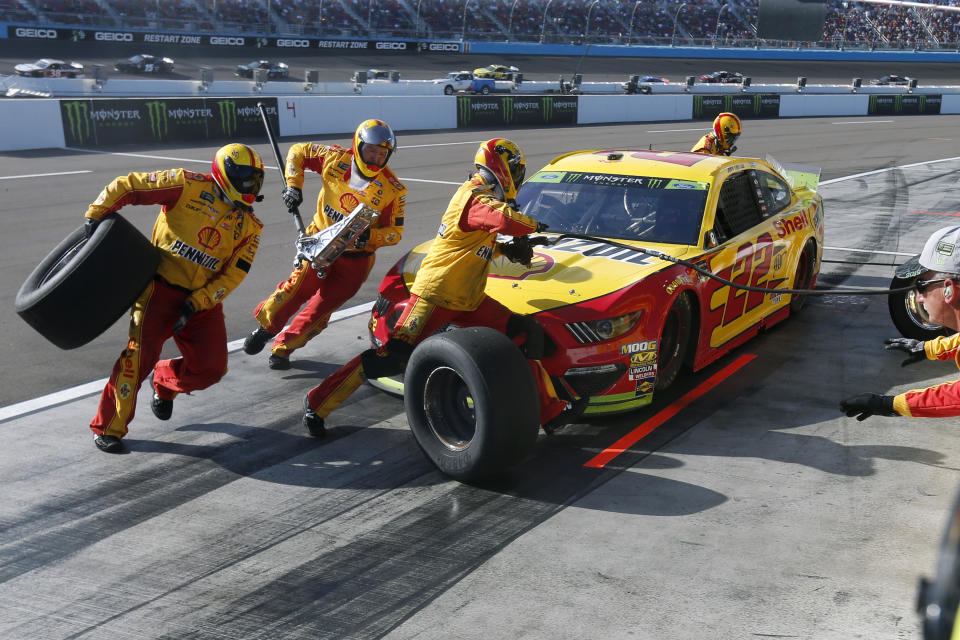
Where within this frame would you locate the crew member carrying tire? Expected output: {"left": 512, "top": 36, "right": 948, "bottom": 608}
{"left": 241, "top": 119, "right": 407, "bottom": 370}
{"left": 86, "top": 144, "right": 266, "bottom": 453}
{"left": 691, "top": 112, "right": 742, "bottom": 156}
{"left": 301, "top": 138, "right": 578, "bottom": 437}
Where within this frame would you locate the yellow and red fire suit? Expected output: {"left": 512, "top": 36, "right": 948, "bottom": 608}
{"left": 86, "top": 168, "right": 262, "bottom": 439}
{"left": 252, "top": 143, "right": 406, "bottom": 358}
{"left": 691, "top": 132, "right": 726, "bottom": 155}
{"left": 306, "top": 174, "right": 568, "bottom": 426}
{"left": 893, "top": 334, "right": 960, "bottom": 417}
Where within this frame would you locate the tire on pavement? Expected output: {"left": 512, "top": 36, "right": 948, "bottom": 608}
{"left": 15, "top": 215, "right": 160, "bottom": 350}
{"left": 404, "top": 326, "right": 540, "bottom": 481}
{"left": 655, "top": 292, "right": 694, "bottom": 392}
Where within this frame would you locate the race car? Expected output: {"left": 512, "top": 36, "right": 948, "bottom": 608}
{"left": 698, "top": 70, "right": 744, "bottom": 83}
{"left": 870, "top": 74, "right": 910, "bottom": 85}
{"left": 369, "top": 149, "right": 824, "bottom": 415}
{"left": 235, "top": 60, "right": 289, "bottom": 79}
{"left": 14, "top": 59, "right": 84, "bottom": 78}
{"left": 114, "top": 54, "right": 175, "bottom": 74}
{"left": 472, "top": 64, "right": 519, "bottom": 80}
{"left": 622, "top": 74, "right": 671, "bottom": 94}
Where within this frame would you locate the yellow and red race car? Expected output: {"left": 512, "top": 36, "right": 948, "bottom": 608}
{"left": 472, "top": 64, "right": 519, "bottom": 80}
{"left": 370, "top": 149, "right": 824, "bottom": 414}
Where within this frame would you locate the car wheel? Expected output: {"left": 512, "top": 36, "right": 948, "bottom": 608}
{"left": 888, "top": 264, "right": 950, "bottom": 341}
{"left": 15, "top": 215, "right": 160, "bottom": 350}
{"left": 481, "top": 85, "right": 490, "bottom": 95}
{"left": 789, "top": 240, "right": 817, "bottom": 314}
{"left": 443, "top": 85, "right": 454, "bottom": 95}
{"left": 404, "top": 327, "right": 540, "bottom": 481}
{"left": 655, "top": 293, "right": 694, "bottom": 392}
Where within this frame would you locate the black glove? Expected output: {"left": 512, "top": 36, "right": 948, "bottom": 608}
{"left": 172, "top": 300, "right": 195, "bottom": 335}
{"left": 353, "top": 227, "right": 371, "bottom": 250}
{"left": 84, "top": 218, "right": 99, "bottom": 238}
{"left": 281, "top": 186, "right": 303, "bottom": 211}
{"left": 840, "top": 393, "right": 897, "bottom": 421}
{"left": 499, "top": 237, "right": 533, "bottom": 266}
{"left": 884, "top": 337, "right": 926, "bottom": 367}
{"left": 535, "top": 221, "right": 549, "bottom": 232}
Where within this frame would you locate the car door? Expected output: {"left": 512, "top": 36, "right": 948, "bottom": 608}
{"left": 704, "top": 169, "right": 779, "bottom": 348}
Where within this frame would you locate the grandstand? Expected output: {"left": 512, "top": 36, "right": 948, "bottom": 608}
{"left": 1, "top": 0, "right": 958, "bottom": 49}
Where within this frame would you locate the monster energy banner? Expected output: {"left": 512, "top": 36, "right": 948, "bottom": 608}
{"left": 693, "top": 94, "right": 781, "bottom": 120}
{"left": 59, "top": 97, "right": 279, "bottom": 146}
{"left": 456, "top": 95, "right": 578, "bottom": 128}
{"left": 868, "top": 94, "right": 941, "bottom": 115}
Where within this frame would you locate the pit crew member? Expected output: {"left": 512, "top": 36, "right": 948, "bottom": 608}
{"left": 691, "top": 112, "right": 742, "bottom": 156}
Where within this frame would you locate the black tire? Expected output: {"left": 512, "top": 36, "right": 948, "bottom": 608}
{"left": 481, "top": 85, "right": 491, "bottom": 95}
{"left": 888, "top": 271, "right": 950, "bottom": 341}
{"left": 15, "top": 215, "right": 160, "bottom": 350}
{"left": 404, "top": 327, "right": 540, "bottom": 481}
{"left": 790, "top": 241, "right": 817, "bottom": 314}
{"left": 655, "top": 293, "right": 694, "bottom": 392}
{"left": 443, "top": 84, "right": 454, "bottom": 95}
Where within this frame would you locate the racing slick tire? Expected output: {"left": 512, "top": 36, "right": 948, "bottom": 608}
{"left": 15, "top": 215, "right": 160, "bottom": 350}
{"left": 888, "top": 264, "right": 950, "bottom": 341}
{"left": 404, "top": 326, "right": 540, "bottom": 482}
{"left": 789, "top": 240, "right": 817, "bottom": 314}
{"left": 655, "top": 293, "right": 694, "bottom": 392}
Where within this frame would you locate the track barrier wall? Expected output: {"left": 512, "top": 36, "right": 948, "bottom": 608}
{"left": 2, "top": 91, "right": 958, "bottom": 151}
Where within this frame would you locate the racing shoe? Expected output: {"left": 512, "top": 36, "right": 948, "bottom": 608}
{"left": 542, "top": 396, "right": 590, "bottom": 435}
{"left": 93, "top": 433, "right": 124, "bottom": 453}
{"left": 151, "top": 393, "right": 173, "bottom": 421}
{"left": 303, "top": 396, "right": 326, "bottom": 438}
{"left": 243, "top": 326, "right": 274, "bottom": 355}
{"left": 268, "top": 353, "right": 291, "bottom": 370}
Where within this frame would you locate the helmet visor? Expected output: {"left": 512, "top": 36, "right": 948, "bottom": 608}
{"left": 510, "top": 162, "right": 525, "bottom": 188}
{"left": 359, "top": 124, "right": 396, "bottom": 150}
{"left": 224, "top": 156, "right": 264, "bottom": 195}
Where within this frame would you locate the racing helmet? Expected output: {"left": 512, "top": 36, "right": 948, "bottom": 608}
{"left": 211, "top": 143, "right": 264, "bottom": 211}
{"left": 353, "top": 119, "right": 396, "bottom": 179}
{"left": 474, "top": 138, "right": 526, "bottom": 201}
{"left": 713, "top": 112, "right": 742, "bottom": 151}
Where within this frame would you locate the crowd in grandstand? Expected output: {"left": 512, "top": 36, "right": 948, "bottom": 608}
{"left": 4, "top": 0, "right": 959, "bottom": 48}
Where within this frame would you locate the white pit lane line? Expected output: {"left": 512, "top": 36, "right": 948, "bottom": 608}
{"left": 0, "top": 170, "right": 92, "bottom": 180}
{"left": 5, "top": 155, "right": 960, "bottom": 421}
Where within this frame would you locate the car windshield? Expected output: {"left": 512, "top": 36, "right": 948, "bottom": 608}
{"left": 130, "top": 55, "right": 144, "bottom": 63}
{"left": 516, "top": 170, "right": 710, "bottom": 246}
{"left": 36, "top": 60, "right": 51, "bottom": 68}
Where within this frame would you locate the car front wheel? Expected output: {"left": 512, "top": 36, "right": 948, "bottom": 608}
{"left": 655, "top": 293, "right": 694, "bottom": 392}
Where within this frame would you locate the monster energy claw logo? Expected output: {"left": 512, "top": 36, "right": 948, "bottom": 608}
{"left": 217, "top": 100, "right": 238, "bottom": 136}
{"left": 502, "top": 96, "right": 514, "bottom": 123}
{"left": 62, "top": 101, "right": 92, "bottom": 144}
{"left": 752, "top": 94, "right": 761, "bottom": 113}
{"left": 543, "top": 96, "right": 553, "bottom": 122}
{"left": 457, "top": 96, "right": 470, "bottom": 126}
{"left": 145, "top": 100, "right": 168, "bottom": 140}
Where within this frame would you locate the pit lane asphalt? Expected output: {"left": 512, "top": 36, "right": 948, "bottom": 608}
{"left": 2, "top": 116, "right": 960, "bottom": 639}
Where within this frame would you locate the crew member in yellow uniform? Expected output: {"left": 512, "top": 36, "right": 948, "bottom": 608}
{"left": 301, "top": 138, "right": 576, "bottom": 438}
{"left": 87, "top": 143, "right": 265, "bottom": 453}
{"left": 242, "top": 119, "right": 406, "bottom": 370}
{"left": 691, "top": 112, "right": 742, "bottom": 156}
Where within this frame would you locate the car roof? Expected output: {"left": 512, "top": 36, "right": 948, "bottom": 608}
{"left": 541, "top": 149, "right": 749, "bottom": 181}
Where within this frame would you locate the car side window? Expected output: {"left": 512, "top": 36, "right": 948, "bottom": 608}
{"left": 713, "top": 171, "right": 762, "bottom": 242}
{"left": 754, "top": 171, "right": 793, "bottom": 218}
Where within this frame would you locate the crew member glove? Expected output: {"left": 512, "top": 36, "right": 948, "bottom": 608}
{"left": 883, "top": 337, "right": 926, "bottom": 367}
{"left": 281, "top": 186, "right": 303, "bottom": 211}
{"left": 840, "top": 393, "right": 898, "bottom": 421}
{"left": 499, "top": 237, "right": 533, "bottom": 266}
{"left": 172, "top": 300, "right": 195, "bottom": 335}
{"left": 353, "top": 227, "right": 371, "bottom": 250}
{"left": 535, "top": 221, "right": 549, "bottom": 232}
{"left": 83, "top": 218, "right": 99, "bottom": 238}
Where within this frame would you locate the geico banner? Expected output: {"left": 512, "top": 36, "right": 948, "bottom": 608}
{"left": 456, "top": 95, "right": 578, "bottom": 128}
{"left": 693, "top": 94, "right": 781, "bottom": 119}
{"left": 868, "top": 94, "right": 942, "bottom": 115}
{"left": 59, "top": 97, "right": 279, "bottom": 146}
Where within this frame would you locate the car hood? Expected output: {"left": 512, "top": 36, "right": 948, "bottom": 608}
{"left": 400, "top": 236, "right": 697, "bottom": 315}
{"left": 14, "top": 63, "right": 39, "bottom": 70}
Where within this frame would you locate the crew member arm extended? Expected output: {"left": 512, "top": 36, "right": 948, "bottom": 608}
{"left": 462, "top": 187, "right": 538, "bottom": 236}
{"left": 85, "top": 171, "right": 183, "bottom": 220}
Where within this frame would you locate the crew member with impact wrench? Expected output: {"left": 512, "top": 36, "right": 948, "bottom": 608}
{"left": 301, "top": 138, "right": 583, "bottom": 437}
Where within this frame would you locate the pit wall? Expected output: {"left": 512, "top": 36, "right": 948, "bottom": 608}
{"left": 3, "top": 92, "right": 959, "bottom": 152}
